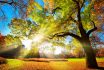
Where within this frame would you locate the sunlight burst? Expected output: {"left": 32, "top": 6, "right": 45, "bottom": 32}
{"left": 21, "top": 39, "right": 32, "bottom": 50}
{"left": 33, "top": 34, "right": 44, "bottom": 43}
{"left": 54, "top": 46, "right": 63, "bottom": 55}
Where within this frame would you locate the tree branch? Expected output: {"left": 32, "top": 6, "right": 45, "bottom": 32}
{"left": 81, "top": 0, "right": 85, "bottom": 8}
{"left": 72, "top": 0, "right": 86, "bottom": 37}
{"left": 0, "top": 0, "right": 14, "bottom": 5}
{"left": 73, "top": 0, "right": 85, "bottom": 8}
{"left": 50, "top": 32, "right": 81, "bottom": 40}
{"left": 87, "top": 21, "right": 97, "bottom": 36}
{"left": 69, "top": 16, "right": 78, "bottom": 23}
{"left": 72, "top": 0, "right": 79, "bottom": 4}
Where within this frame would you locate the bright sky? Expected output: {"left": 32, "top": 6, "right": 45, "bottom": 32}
{"left": 0, "top": 0, "right": 44, "bottom": 35}
{"left": 0, "top": 4, "right": 14, "bottom": 35}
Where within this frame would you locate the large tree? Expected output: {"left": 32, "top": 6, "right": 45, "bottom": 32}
{"left": 26, "top": 0, "right": 101, "bottom": 68}
{"left": 47, "top": 0, "right": 99, "bottom": 68}
{"left": 0, "top": 0, "right": 103, "bottom": 69}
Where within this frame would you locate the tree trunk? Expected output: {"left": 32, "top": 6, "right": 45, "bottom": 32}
{"left": 81, "top": 38, "right": 98, "bottom": 68}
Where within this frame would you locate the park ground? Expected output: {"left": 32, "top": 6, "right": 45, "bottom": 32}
{"left": 0, "top": 58, "right": 104, "bottom": 70}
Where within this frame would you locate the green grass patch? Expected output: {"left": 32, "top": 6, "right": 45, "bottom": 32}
{"left": 7, "top": 59, "right": 24, "bottom": 69}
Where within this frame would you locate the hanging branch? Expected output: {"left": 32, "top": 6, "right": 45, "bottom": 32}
{"left": 0, "top": 0, "right": 14, "bottom": 5}
{"left": 81, "top": 0, "right": 85, "bottom": 8}
{"left": 50, "top": 32, "right": 81, "bottom": 40}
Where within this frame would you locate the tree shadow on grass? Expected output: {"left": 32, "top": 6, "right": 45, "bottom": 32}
{"left": 0, "top": 46, "right": 22, "bottom": 58}
{"left": 88, "top": 67, "right": 104, "bottom": 70}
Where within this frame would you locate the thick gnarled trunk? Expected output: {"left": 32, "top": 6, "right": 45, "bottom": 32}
{"left": 80, "top": 38, "right": 98, "bottom": 68}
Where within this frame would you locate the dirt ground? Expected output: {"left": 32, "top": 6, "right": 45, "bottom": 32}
{"left": 0, "top": 58, "right": 104, "bottom": 70}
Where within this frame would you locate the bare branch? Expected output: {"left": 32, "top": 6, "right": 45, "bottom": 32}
{"left": 0, "top": 8, "right": 5, "bottom": 17}
{"left": 81, "top": 0, "right": 85, "bottom": 8}
{"left": 73, "top": 0, "right": 85, "bottom": 8}
{"left": 0, "top": 0, "right": 14, "bottom": 5}
{"left": 87, "top": 21, "right": 97, "bottom": 36}
{"left": 50, "top": 32, "right": 81, "bottom": 40}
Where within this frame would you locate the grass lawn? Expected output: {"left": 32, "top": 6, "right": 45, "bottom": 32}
{"left": 0, "top": 58, "right": 104, "bottom": 70}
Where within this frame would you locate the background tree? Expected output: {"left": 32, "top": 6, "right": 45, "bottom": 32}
{"left": 0, "top": 33, "right": 5, "bottom": 49}
{"left": 4, "top": 34, "right": 22, "bottom": 48}
{"left": 9, "top": 18, "right": 38, "bottom": 50}
{"left": 91, "top": 0, "right": 104, "bottom": 57}
{"left": 93, "top": 0, "right": 104, "bottom": 23}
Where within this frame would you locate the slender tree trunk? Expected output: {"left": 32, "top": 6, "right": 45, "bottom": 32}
{"left": 80, "top": 38, "right": 98, "bottom": 68}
